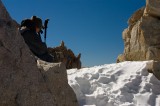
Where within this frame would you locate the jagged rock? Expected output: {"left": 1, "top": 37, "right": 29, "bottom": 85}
{"left": 0, "top": 0, "right": 78, "bottom": 106}
{"left": 48, "top": 41, "right": 81, "bottom": 69}
{"left": 128, "top": 7, "right": 145, "bottom": 25}
{"left": 144, "top": 0, "right": 160, "bottom": 18}
{"left": 117, "top": 0, "right": 160, "bottom": 62}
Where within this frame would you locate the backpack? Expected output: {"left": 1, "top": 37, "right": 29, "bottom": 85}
{"left": 20, "top": 19, "right": 43, "bottom": 34}
{"left": 20, "top": 19, "right": 35, "bottom": 29}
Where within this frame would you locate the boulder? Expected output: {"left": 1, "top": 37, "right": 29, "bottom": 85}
{"left": 117, "top": 0, "right": 160, "bottom": 62}
{"left": 0, "top": 0, "right": 78, "bottom": 106}
{"left": 37, "top": 60, "right": 78, "bottom": 106}
{"left": 146, "top": 61, "right": 160, "bottom": 80}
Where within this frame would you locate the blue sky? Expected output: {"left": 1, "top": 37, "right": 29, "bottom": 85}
{"left": 2, "top": 0, "right": 145, "bottom": 67}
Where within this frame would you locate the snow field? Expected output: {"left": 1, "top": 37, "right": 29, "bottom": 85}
{"left": 67, "top": 61, "right": 160, "bottom": 106}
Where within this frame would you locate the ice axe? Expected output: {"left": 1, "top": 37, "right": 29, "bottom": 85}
{"left": 44, "top": 19, "right": 49, "bottom": 43}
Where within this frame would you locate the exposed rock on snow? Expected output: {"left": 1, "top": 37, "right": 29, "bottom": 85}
{"left": 117, "top": 0, "right": 160, "bottom": 62}
{"left": 67, "top": 61, "right": 160, "bottom": 106}
{"left": 146, "top": 61, "right": 160, "bottom": 80}
{"left": 0, "top": 0, "right": 78, "bottom": 106}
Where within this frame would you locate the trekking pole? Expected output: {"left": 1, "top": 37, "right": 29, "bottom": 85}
{"left": 44, "top": 19, "right": 49, "bottom": 43}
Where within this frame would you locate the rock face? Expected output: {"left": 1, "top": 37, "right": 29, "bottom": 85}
{"left": 117, "top": 0, "right": 160, "bottom": 62}
{"left": 0, "top": 0, "right": 78, "bottom": 106}
{"left": 144, "top": 0, "right": 160, "bottom": 18}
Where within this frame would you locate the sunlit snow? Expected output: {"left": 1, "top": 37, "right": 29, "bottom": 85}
{"left": 67, "top": 61, "right": 160, "bottom": 106}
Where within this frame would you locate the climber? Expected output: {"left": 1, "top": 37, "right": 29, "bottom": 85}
{"left": 20, "top": 16, "right": 54, "bottom": 62}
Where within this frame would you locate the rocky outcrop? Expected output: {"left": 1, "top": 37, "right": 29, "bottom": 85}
{"left": 48, "top": 41, "right": 81, "bottom": 69}
{"left": 0, "top": 0, "right": 78, "bottom": 106}
{"left": 117, "top": 0, "right": 160, "bottom": 62}
{"left": 146, "top": 61, "right": 160, "bottom": 80}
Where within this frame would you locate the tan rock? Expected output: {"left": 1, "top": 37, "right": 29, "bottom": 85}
{"left": 144, "top": 0, "right": 160, "bottom": 18}
{"left": 117, "top": 0, "right": 160, "bottom": 81}
{"left": 117, "top": 0, "right": 160, "bottom": 62}
{"left": 117, "top": 54, "right": 126, "bottom": 63}
{"left": 128, "top": 7, "right": 145, "bottom": 25}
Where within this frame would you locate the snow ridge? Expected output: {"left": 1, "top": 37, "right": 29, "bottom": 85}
{"left": 67, "top": 61, "right": 160, "bottom": 106}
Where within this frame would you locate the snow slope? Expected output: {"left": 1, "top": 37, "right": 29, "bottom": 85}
{"left": 67, "top": 61, "right": 160, "bottom": 106}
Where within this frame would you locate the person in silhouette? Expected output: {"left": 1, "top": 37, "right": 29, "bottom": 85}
{"left": 20, "top": 16, "right": 54, "bottom": 62}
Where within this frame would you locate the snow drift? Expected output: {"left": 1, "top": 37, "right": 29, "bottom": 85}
{"left": 67, "top": 61, "right": 160, "bottom": 106}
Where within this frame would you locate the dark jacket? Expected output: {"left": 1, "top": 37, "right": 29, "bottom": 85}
{"left": 20, "top": 27, "right": 53, "bottom": 62}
